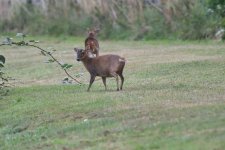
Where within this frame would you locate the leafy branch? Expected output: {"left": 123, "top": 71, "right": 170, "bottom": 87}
{"left": 1, "top": 34, "right": 82, "bottom": 85}
{"left": 0, "top": 55, "right": 10, "bottom": 97}
{"left": 0, "top": 55, "right": 7, "bottom": 84}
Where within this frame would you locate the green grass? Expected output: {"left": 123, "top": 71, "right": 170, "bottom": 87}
{"left": 1, "top": 38, "right": 225, "bottom": 150}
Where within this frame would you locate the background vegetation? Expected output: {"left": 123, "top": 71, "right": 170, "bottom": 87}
{"left": 0, "top": 0, "right": 224, "bottom": 40}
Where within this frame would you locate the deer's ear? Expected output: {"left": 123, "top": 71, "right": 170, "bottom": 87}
{"left": 74, "top": 48, "right": 78, "bottom": 52}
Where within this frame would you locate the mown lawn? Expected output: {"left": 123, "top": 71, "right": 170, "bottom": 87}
{"left": 1, "top": 37, "right": 225, "bottom": 150}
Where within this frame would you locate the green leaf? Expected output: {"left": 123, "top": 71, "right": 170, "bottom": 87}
{"left": 17, "top": 41, "right": 25, "bottom": 46}
{"left": 61, "top": 64, "right": 68, "bottom": 69}
{"left": 44, "top": 59, "right": 55, "bottom": 63}
{"left": 66, "top": 64, "right": 73, "bottom": 69}
{"left": 0, "top": 62, "right": 4, "bottom": 67}
{"left": 40, "top": 51, "right": 47, "bottom": 56}
{"left": 48, "top": 59, "right": 55, "bottom": 63}
{"left": 0, "top": 55, "right": 5, "bottom": 64}
{"left": 61, "top": 64, "right": 73, "bottom": 69}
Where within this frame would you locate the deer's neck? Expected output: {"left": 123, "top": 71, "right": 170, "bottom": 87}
{"left": 81, "top": 57, "right": 95, "bottom": 73}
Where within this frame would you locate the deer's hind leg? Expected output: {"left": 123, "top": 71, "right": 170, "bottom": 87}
{"left": 102, "top": 77, "right": 107, "bottom": 90}
{"left": 110, "top": 73, "right": 119, "bottom": 91}
{"left": 118, "top": 74, "right": 124, "bottom": 90}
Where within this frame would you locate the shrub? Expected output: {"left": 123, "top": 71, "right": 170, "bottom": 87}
{"left": 175, "top": 0, "right": 221, "bottom": 40}
{"left": 0, "top": 55, "right": 9, "bottom": 98}
{"left": 0, "top": 0, "right": 221, "bottom": 40}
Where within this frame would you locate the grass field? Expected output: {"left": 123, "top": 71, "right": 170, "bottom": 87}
{"left": 1, "top": 37, "right": 225, "bottom": 150}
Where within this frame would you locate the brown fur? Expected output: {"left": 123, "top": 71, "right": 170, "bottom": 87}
{"left": 84, "top": 28, "right": 100, "bottom": 57}
{"left": 74, "top": 48, "right": 125, "bottom": 91}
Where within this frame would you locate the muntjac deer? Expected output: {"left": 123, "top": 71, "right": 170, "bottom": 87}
{"left": 85, "top": 28, "right": 100, "bottom": 57}
{"left": 74, "top": 48, "right": 125, "bottom": 91}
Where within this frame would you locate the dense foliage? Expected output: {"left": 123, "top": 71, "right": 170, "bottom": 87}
{"left": 0, "top": 55, "right": 9, "bottom": 98}
{"left": 207, "top": 0, "right": 225, "bottom": 39}
{"left": 0, "top": 0, "right": 223, "bottom": 40}
{"left": 208, "top": 0, "right": 225, "bottom": 17}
